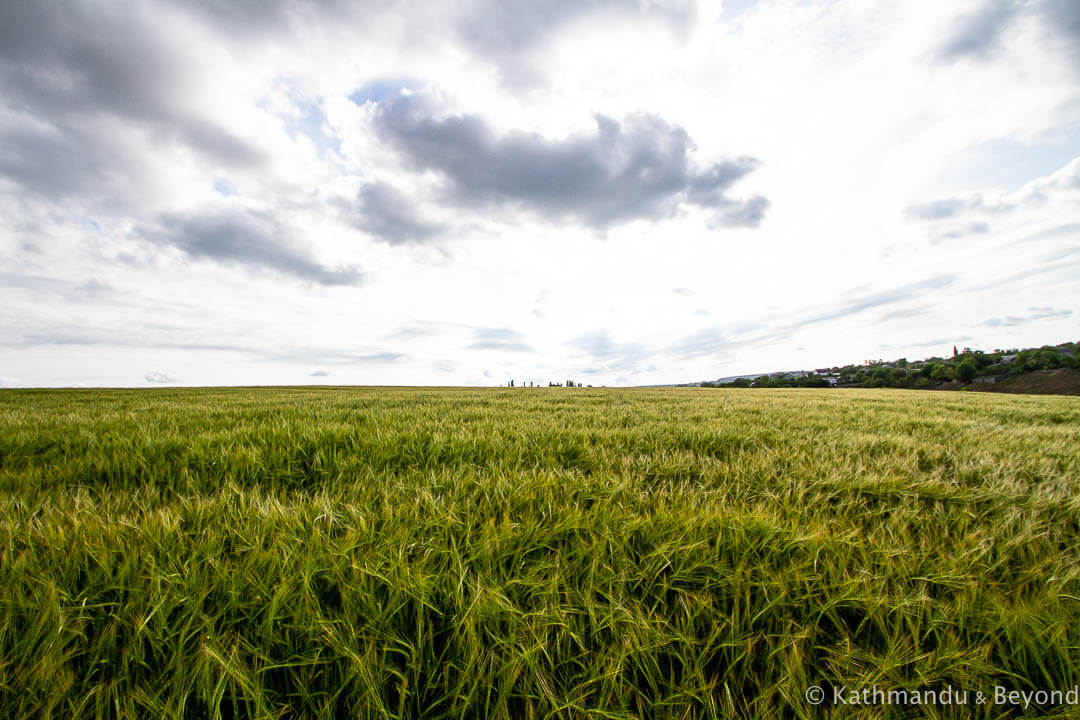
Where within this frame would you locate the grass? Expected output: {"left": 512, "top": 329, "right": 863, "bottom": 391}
{"left": 1, "top": 386, "right": 1078, "bottom": 719}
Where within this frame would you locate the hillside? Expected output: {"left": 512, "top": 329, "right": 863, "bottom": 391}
{"left": 967, "top": 368, "right": 1080, "bottom": 396}
{"left": 697, "top": 340, "right": 1080, "bottom": 396}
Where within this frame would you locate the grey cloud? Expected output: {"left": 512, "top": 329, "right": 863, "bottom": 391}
{"left": 373, "top": 95, "right": 766, "bottom": 229}
{"left": 939, "top": 0, "right": 1019, "bottom": 61}
{"left": 906, "top": 194, "right": 1011, "bottom": 221}
{"left": 455, "top": 0, "right": 695, "bottom": 86}
{"left": 0, "top": 119, "right": 147, "bottom": 204}
{"left": 309, "top": 370, "right": 330, "bottom": 377}
{"left": 346, "top": 182, "right": 444, "bottom": 245}
{"left": 709, "top": 194, "right": 770, "bottom": 228}
{"left": 173, "top": 0, "right": 695, "bottom": 89}
{"left": 986, "top": 306, "right": 1072, "bottom": 327}
{"left": 467, "top": 328, "right": 533, "bottom": 353}
{"left": 0, "top": 1, "right": 264, "bottom": 203}
{"left": 142, "top": 208, "right": 362, "bottom": 286}
{"left": 685, "top": 157, "right": 760, "bottom": 206}
{"left": 906, "top": 197, "right": 980, "bottom": 220}
{"left": 145, "top": 371, "right": 176, "bottom": 384}
{"left": 939, "top": 0, "right": 1080, "bottom": 63}
{"left": 175, "top": 0, "right": 348, "bottom": 36}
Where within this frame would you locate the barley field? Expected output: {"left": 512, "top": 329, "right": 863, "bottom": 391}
{"left": 1, "top": 387, "right": 1078, "bottom": 719}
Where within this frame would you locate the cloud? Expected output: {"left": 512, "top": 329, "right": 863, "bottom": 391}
{"left": 985, "top": 306, "right": 1072, "bottom": 327}
{"left": 938, "top": 0, "right": 1019, "bottom": 61}
{"left": 909, "top": 336, "right": 974, "bottom": 348}
{"left": 142, "top": 208, "right": 362, "bottom": 285}
{"left": 0, "top": 1, "right": 264, "bottom": 200}
{"left": 906, "top": 195, "right": 998, "bottom": 220}
{"left": 938, "top": 0, "right": 1080, "bottom": 64}
{"left": 372, "top": 94, "right": 767, "bottom": 229}
{"left": 909, "top": 157, "right": 1080, "bottom": 233}
{"left": 345, "top": 182, "right": 444, "bottom": 245}
{"left": 879, "top": 306, "right": 931, "bottom": 322}
{"left": 666, "top": 275, "right": 957, "bottom": 358}
{"left": 938, "top": 221, "right": 991, "bottom": 240}
{"left": 175, "top": 0, "right": 348, "bottom": 37}
{"left": 570, "top": 330, "right": 648, "bottom": 370}
{"left": 467, "top": 328, "right": 534, "bottom": 352}
{"left": 309, "top": 370, "right": 330, "bottom": 377}
{"left": 265, "top": 349, "right": 403, "bottom": 365}
{"left": 145, "top": 371, "right": 176, "bottom": 383}
{"left": 453, "top": 0, "right": 696, "bottom": 86}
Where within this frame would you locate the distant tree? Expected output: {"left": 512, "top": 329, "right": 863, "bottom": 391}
{"left": 956, "top": 358, "right": 977, "bottom": 383}
{"left": 930, "top": 363, "right": 953, "bottom": 381}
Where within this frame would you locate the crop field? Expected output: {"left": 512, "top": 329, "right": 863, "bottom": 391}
{"left": 1, "top": 387, "right": 1079, "bottom": 719}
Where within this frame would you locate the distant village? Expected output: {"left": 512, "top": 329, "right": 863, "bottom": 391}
{"left": 692, "top": 341, "right": 1079, "bottom": 389}
{"left": 506, "top": 379, "right": 594, "bottom": 388}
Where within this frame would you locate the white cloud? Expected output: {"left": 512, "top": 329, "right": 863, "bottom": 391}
{"left": 1, "top": 0, "right": 1078, "bottom": 387}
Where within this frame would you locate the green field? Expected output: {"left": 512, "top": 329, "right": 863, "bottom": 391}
{"left": 2, "top": 387, "right": 1079, "bottom": 719}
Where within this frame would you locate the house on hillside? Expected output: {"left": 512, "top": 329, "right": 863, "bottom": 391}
{"left": 972, "top": 374, "right": 1010, "bottom": 385}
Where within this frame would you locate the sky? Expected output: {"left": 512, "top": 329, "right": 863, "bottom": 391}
{"left": 1, "top": 0, "right": 1078, "bottom": 388}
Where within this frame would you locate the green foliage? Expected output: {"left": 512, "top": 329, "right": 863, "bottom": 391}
{"left": 956, "top": 358, "right": 977, "bottom": 382}
{"left": 930, "top": 362, "right": 954, "bottom": 381}
{"left": 1, "top": 387, "right": 1079, "bottom": 719}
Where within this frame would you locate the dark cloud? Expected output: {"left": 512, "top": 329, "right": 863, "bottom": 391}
{"left": 176, "top": 0, "right": 333, "bottom": 35}
{"left": 373, "top": 95, "right": 766, "bottom": 229}
{"left": 0, "top": 119, "right": 145, "bottom": 205}
{"left": 0, "top": 1, "right": 264, "bottom": 203}
{"left": 939, "top": 0, "right": 1019, "bottom": 61}
{"left": 939, "top": 0, "right": 1080, "bottom": 63}
{"left": 142, "top": 208, "right": 362, "bottom": 286}
{"left": 985, "top": 306, "right": 1072, "bottom": 327}
{"left": 467, "top": 328, "right": 533, "bottom": 353}
{"left": 309, "top": 370, "right": 330, "bottom": 377}
{"left": 345, "top": 182, "right": 444, "bottom": 245}
{"left": 454, "top": 0, "right": 696, "bottom": 86}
